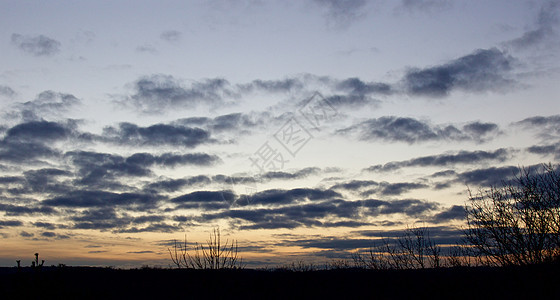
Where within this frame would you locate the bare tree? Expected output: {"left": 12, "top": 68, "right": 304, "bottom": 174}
{"left": 464, "top": 164, "right": 560, "bottom": 266}
{"left": 168, "top": 227, "right": 244, "bottom": 269}
{"left": 353, "top": 226, "right": 442, "bottom": 270}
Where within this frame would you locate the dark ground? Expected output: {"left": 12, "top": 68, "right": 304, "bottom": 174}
{"left": 1, "top": 264, "right": 559, "bottom": 299}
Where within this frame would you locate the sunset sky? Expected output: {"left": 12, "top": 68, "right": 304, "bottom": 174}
{"left": 1, "top": 0, "right": 559, "bottom": 268}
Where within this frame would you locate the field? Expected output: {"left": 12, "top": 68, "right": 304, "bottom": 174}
{"left": 1, "top": 263, "right": 559, "bottom": 299}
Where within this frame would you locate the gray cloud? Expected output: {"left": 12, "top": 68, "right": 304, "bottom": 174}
{"left": 199, "top": 195, "right": 438, "bottom": 230}
{"left": 0, "top": 85, "right": 15, "bottom": 98}
{"left": 0, "top": 220, "right": 24, "bottom": 228}
{"left": 336, "top": 78, "right": 393, "bottom": 96}
{"left": 432, "top": 205, "right": 466, "bottom": 223}
{"left": 398, "top": 0, "right": 451, "bottom": 13}
{"left": 527, "top": 143, "right": 560, "bottom": 160}
{"left": 0, "top": 203, "right": 55, "bottom": 216}
{"left": 4, "top": 120, "right": 74, "bottom": 142}
{"left": 43, "top": 190, "right": 160, "bottom": 209}
{"left": 455, "top": 165, "right": 520, "bottom": 187}
{"left": 11, "top": 33, "right": 61, "bottom": 56}
{"left": 16, "top": 91, "right": 81, "bottom": 120}
{"left": 175, "top": 112, "right": 264, "bottom": 134}
{"left": 331, "top": 180, "right": 428, "bottom": 197}
{"left": 102, "top": 122, "right": 212, "bottom": 148}
{"left": 356, "top": 226, "right": 464, "bottom": 245}
{"left": 238, "top": 78, "right": 304, "bottom": 93}
{"left": 330, "top": 180, "right": 379, "bottom": 191}
{"left": 144, "top": 175, "right": 211, "bottom": 193}
{"left": 515, "top": 115, "right": 560, "bottom": 138}
{"left": 66, "top": 150, "right": 219, "bottom": 188}
{"left": 402, "top": 48, "right": 515, "bottom": 97}
{"left": 125, "top": 74, "right": 231, "bottom": 113}
{"left": 116, "top": 223, "right": 181, "bottom": 233}
{"left": 260, "top": 167, "right": 320, "bottom": 181}
{"left": 340, "top": 117, "right": 500, "bottom": 144}
{"left": 365, "top": 148, "right": 510, "bottom": 172}
{"left": 20, "top": 231, "right": 34, "bottom": 237}
{"left": 507, "top": 0, "right": 559, "bottom": 50}
{"left": 313, "top": 0, "right": 368, "bottom": 29}
{"left": 136, "top": 44, "right": 158, "bottom": 54}
{"left": 160, "top": 30, "right": 181, "bottom": 42}
{"left": 0, "top": 120, "right": 77, "bottom": 164}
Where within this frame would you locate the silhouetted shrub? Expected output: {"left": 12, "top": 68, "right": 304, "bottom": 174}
{"left": 168, "top": 227, "right": 244, "bottom": 269}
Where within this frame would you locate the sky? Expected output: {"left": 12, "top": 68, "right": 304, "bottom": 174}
{"left": 0, "top": 0, "right": 559, "bottom": 268}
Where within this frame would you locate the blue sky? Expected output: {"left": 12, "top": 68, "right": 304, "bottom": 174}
{"left": 0, "top": 0, "right": 559, "bottom": 267}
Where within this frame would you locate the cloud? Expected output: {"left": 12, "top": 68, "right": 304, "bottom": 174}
{"left": 365, "top": 148, "right": 510, "bottom": 172}
{"left": 339, "top": 116, "right": 500, "bottom": 144}
{"left": 0, "top": 140, "right": 59, "bottom": 164}
{"left": 336, "top": 78, "right": 393, "bottom": 96}
{"left": 527, "top": 143, "right": 560, "bottom": 160}
{"left": 175, "top": 112, "right": 264, "bottom": 134}
{"left": 0, "top": 121, "right": 75, "bottom": 163}
{"left": 398, "top": 0, "right": 451, "bottom": 13}
{"left": 369, "top": 182, "right": 429, "bottom": 196}
{"left": 116, "top": 223, "right": 181, "bottom": 233}
{"left": 144, "top": 175, "right": 211, "bottom": 193}
{"left": 238, "top": 78, "right": 304, "bottom": 93}
{"left": 432, "top": 205, "right": 466, "bottom": 223}
{"left": 16, "top": 91, "right": 80, "bottom": 120}
{"left": 172, "top": 190, "right": 235, "bottom": 204}
{"left": 260, "top": 167, "right": 320, "bottom": 181}
{"left": 125, "top": 152, "right": 220, "bottom": 167}
{"left": 160, "top": 30, "right": 181, "bottom": 42}
{"left": 330, "top": 180, "right": 379, "bottom": 191}
{"left": 200, "top": 196, "right": 438, "bottom": 230}
{"left": 11, "top": 33, "right": 61, "bottom": 56}
{"left": 240, "top": 188, "right": 341, "bottom": 206}
{"left": 20, "top": 231, "right": 34, "bottom": 237}
{"left": 33, "top": 222, "right": 57, "bottom": 230}
{"left": 136, "top": 44, "right": 158, "bottom": 54}
{"left": 281, "top": 237, "right": 380, "bottom": 251}
{"left": 402, "top": 48, "right": 515, "bottom": 97}
{"left": 22, "top": 168, "right": 72, "bottom": 194}
{"left": 0, "top": 85, "right": 16, "bottom": 98}
{"left": 0, "top": 203, "right": 55, "bottom": 216}
{"left": 41, "top": 231, "right": 57, "bottom": 237}
{"left": 322, "top": 94, "right": 376, "bottom": 107}
{"left": 455, "top": 166, "right": 520, "bottom": 187}
{"left": 43, "top": 190, "right": 160, "bottom": 209}
{"left": 507, "top": 0, "right": 559, "bottom": 50}
{"left": 102, "top": 122, "right": 213, "bottom": 148}
{"left": 313, "top": 0, "right": 368, "bottom": 29}
{"left": 515, "top": 115, "right": 560, "bottom": 138}
{"left": 124, "top": 74, "right": 231, "bottom": 113}
{"left": 331, "top": 180, "right": 428, "bottom": 197}
{"left": 356, "top": 226, "right": 464, "bottom": 245}
{"left": 0, "top": 220, "right": 23, "bottom": 228}
{"left": 3, "top": 120, "right": 74, "bottom": 142}
{"left": 68, "top": 208, "right": 169, "bottom": 233}
{"left": 66, "top": 150, "right": 218, "bottom": 189}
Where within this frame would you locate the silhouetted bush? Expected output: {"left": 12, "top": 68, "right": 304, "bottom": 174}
{"left": 168, "top": 227, "right": 244, "bottom": 269}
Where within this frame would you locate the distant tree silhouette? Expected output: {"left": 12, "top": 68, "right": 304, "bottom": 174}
{"left": 168, "top": 227, "right": 243, "bottom": 269}
{"left": 353, "top": 226, "right": 442, "bottom": 269}
{"left": 464, "top": 164, "right": 560, "bottom": 266}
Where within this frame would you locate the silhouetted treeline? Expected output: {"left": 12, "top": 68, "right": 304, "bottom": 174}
{"left": 1, "top": 264, "right": 559, "bottom": 299}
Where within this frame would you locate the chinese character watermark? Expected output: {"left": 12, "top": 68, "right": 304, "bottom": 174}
{"left": 223, "top": 92, "right": 336, "bottom": 206}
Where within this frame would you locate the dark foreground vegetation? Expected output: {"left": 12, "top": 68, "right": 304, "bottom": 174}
{"left": 1, "top": 263, "right": 560, "bottom": 299}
